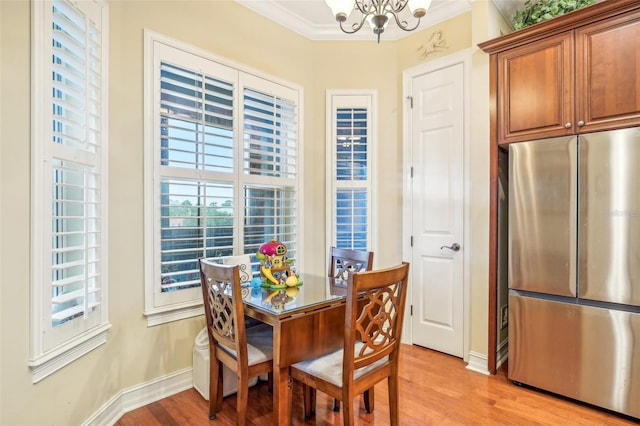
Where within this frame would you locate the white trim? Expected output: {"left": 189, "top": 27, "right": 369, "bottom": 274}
{"left": 31, "top": 0, "right": 48, "bottom": 363}
{"left": 145, "top": 305, "right": 204, "bottom": 327}
{"left": 143, "top": 30, "right": 302, "bottom": 93}
{"left": 28, "top": 324, "right": 110, "bottom": 383}
{"left": 234, "top": 0, "right": 472, "bottom": 41}
{"left": 30, "top": 0, "right": 110, "bottom": 382}
{"left": 465, "top": 350, "right": 490, "bottom": 376}
{"left": 401, "top": 48, "right": 472, "bottom": 359}
{"left": 82, "top": 367, "right": 193, "bottom": 426}
{"left": 496, "top": 337, "right": 509, "bottom": 370}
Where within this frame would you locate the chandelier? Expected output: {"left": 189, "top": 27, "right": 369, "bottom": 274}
{"left": 325, "top": 0, "right": 433, "bottom": 43}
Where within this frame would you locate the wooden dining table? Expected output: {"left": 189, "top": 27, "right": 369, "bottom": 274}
{"left": 242, "top": 275, "right": 349, "bottom": 425}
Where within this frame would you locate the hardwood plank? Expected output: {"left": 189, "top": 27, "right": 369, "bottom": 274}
{"left": 115, "top": 344, "right": 638, "bottom": 425}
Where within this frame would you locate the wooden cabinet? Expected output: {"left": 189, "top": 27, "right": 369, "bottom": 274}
{"left": 486, "top": 2, "right": 640, "bottom": 145}
{"left": 497, "top": 32, "right": 573, "bottom": 143}
{"left": 576, "top": 11, "right": 640, "bottom": 134}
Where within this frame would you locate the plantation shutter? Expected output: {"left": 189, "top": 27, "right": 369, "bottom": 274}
{"left": 242, "top": 86, "right": 298, "bottom": 257}
{"left": 158, "top": 60, "right": 236, "bottom": 292}
{"left": 334, "top": 107, "right": 369, "bottom": 250}
{"left": 50, "top": 0, "right": 104, "bottom": 330}
{"left": 243, "top": 185, "right": 297, "bottom": 257}
{"left": 146, "top": 39, "right": 301, "bottom": 321}
{"left": 242, "top": 88, "right": 297, "bottom": 179}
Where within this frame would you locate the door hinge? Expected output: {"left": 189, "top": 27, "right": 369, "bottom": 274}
{"left": 407, "top": 95, "right": 413, "bottom": 109}
{"left": 410, "top": 166, "right": 413, "bottom": 178}
{"left": 410, "top": 236, "right": 413, "bottom": 247}
{"left": 410, "top": 305, "right": 413, "bottom": 316}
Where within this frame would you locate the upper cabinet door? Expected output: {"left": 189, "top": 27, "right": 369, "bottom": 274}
{"left": 575, "top": 10, "right": 640, "bottom": 133}
{"left": 497, "top": 32, "right": 574, "bottom": 145}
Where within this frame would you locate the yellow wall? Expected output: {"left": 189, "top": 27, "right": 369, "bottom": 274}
{"left": 0, "top": 1, "right": 501, "bottom": 424}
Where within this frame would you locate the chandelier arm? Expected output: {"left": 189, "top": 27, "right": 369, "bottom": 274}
{"left": 384, "top": 0, "right": 409, "bottom": 14}
{"left": 338, "top": 13, "right": 370, "bottom": 34}
{"left": 353, "top": 0, "right": 373, "bottom": 15}
{"left": 390, "top": 12, "right": 422, "bottom": 32}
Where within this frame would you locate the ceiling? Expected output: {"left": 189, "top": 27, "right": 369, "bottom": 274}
{"left": 234, "top": 0, "right": 526, "bottom": 41}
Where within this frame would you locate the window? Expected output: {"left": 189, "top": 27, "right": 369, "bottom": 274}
{"left": 30, "top": 0, "right": 110, "bottom": 382}
{"left": 144, "top": 32, "right": 301, "bottom": 325}
{"left": 326, "top": 91, "right": 376, "bottom": 252}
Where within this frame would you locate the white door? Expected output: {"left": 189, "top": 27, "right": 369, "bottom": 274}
{"left": 408, "top": 60, "right": 465, "bottom": 357}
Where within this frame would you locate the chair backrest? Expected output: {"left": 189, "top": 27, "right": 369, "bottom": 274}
{"left": 344, "top": 262, "right": 410, "bottom": 376}
{"left": 328, "top": 246, "right": 374, "bottom": 280}
{"left": 199, "top": 258, "right": 248, "bottom": 365}
{"left": 222, "top": 254, "right": 253, "bottom": 284}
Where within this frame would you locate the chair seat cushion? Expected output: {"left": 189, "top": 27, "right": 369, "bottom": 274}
{"left": 292, "top": 341, "right": 388, "bottom": 387}
{"left": 220, "top": 323, "right": 273, "bottom": 365}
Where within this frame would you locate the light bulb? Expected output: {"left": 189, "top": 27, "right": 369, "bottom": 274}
{"left": 409, "top": 0, "right": 432, "bottom": 17}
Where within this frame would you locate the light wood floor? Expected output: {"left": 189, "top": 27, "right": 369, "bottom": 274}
{"left": 116, "top": 344, "right": 638, "bottom": 425}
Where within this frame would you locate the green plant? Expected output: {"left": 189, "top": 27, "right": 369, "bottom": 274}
{"left": 512, "top": 0, "right": 595, "bottom": 30}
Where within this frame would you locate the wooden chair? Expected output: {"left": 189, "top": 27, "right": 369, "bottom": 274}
{"left": 292, "top": 262, "right": 410, "bottom": 426}
{"left": 198, "top": 258, "right": 273, "bottom": 425}
{"left": 328, "top": 246, "right": 374, "bottom": 281}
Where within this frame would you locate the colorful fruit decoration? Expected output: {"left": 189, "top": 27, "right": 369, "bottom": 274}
{"left": 256, "top": 239, "right": 294, "bottom": 286}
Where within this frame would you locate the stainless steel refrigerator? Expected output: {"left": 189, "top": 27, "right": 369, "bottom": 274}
{"left": 508, "top": 128, "right": 640, "bottom": 419}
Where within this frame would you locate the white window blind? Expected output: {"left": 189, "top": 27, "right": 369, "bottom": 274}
{"left": 31, "top": 0, "right": 110, "bottom": 382}
{"left": 160, "top": 62, "right": 234, "bottom": 172}
{"left": 243, "top": 185, "right": 297, "bottom": 260}
{"left": 145, "top": 34, "right": 301, "bottom": 325}
{"left": 336, "top": 188, "right": 368, "bottom": 250}
{"left": 243, "top": 88, "right": 297, "bottom": 179}
{"left": 336, "top": 108, "right": 368, "bottom": 182}
{"left": 159, "top": 179, "right": 235, "bottom": 293}
{"left": 327, "top": 92, "right": 376, "bottom": 253}
{"left": 157, "top": 59, "right": 236, "bottom": 296}
{"left": 51, "top": 160, "right": 102, "bottom": 326}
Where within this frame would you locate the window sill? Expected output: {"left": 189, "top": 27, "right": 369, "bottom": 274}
{"left": 28, "top": 323, "right": 111, "bottom": 383}
{"left": 145, "top": 304, "right": 204, "bottom": 327}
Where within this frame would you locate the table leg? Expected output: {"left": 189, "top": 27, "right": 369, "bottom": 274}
{"left": 273, "top": 364, "right": 292, "bottom": 425}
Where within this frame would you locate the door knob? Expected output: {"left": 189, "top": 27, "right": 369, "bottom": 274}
{"left": 440, "top": 243, "right": 460, "bottom": 252}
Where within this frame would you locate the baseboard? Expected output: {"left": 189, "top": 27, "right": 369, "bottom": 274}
{"left": 496, "top": 338, "right": 509, "bottom": 370}
{"left": 465, "top": 350, "right": 490, "bottom": 376}
{"left": 82, "top": 367, "right": 193, "bottom": 426}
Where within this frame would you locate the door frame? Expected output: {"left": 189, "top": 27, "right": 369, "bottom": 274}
{"left": 401, "top": 49, "right": 472, "bottom": 363}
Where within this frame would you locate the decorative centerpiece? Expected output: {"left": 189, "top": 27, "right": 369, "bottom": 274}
{"left": 255, "top": 239, "right": 300, "bottom": 288}
{"left": 512, "top": 0, "right": 595, "bottom": 30}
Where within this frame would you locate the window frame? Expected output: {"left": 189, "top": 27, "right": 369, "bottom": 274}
{"left": 30, "top": 0, "right": 110, "bottom": 383}
{"left": 143, "top": 30, "right": 304, "bottom": 326}
{"left": 325, "top": 90, "right": 377, "bottom": 256}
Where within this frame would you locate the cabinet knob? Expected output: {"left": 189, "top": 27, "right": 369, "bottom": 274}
{"left": 564, "top": 123, "right": 572, "bottom": 129}
{"left": 577, "top": 120, "right": 585, "bottom": 127}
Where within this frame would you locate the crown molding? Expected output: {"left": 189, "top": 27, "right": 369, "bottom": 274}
{"left": 235, "top": 0, "right": 473, "bottom": 41}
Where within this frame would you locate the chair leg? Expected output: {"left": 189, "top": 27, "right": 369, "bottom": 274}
{"left": 267, "top": 372, "right": 273, "bottom": 394}
{"left": 388, "top": 375, "right": 399, "bottom": 426}
{"left": 209, "top": 359, "right": 223, "bottom": 419}
{"left": 333, "top": 398, "right": 340, "bottom": 412}
{"left": 363, "top": 386, "right": 374, "bottom": 413}
{"left": 342, "top": 394, "right": 355, "bottom": 426}
{"left": 214, "top": 363, "right": 224, "bottom": 412}
{"left": 302, "top": 384, "right": 316, "bottom": 420}
{"left": 236, "top": 375, "right": 249, "bottom": 426}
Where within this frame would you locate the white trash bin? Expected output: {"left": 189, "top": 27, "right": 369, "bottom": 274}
{"left": 192, "top": 327, "right": 258, "bottom": 400}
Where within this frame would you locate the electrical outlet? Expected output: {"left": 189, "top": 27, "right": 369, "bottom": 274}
{"left": 500, "top": 304, "right": 509, "bottom": 330}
